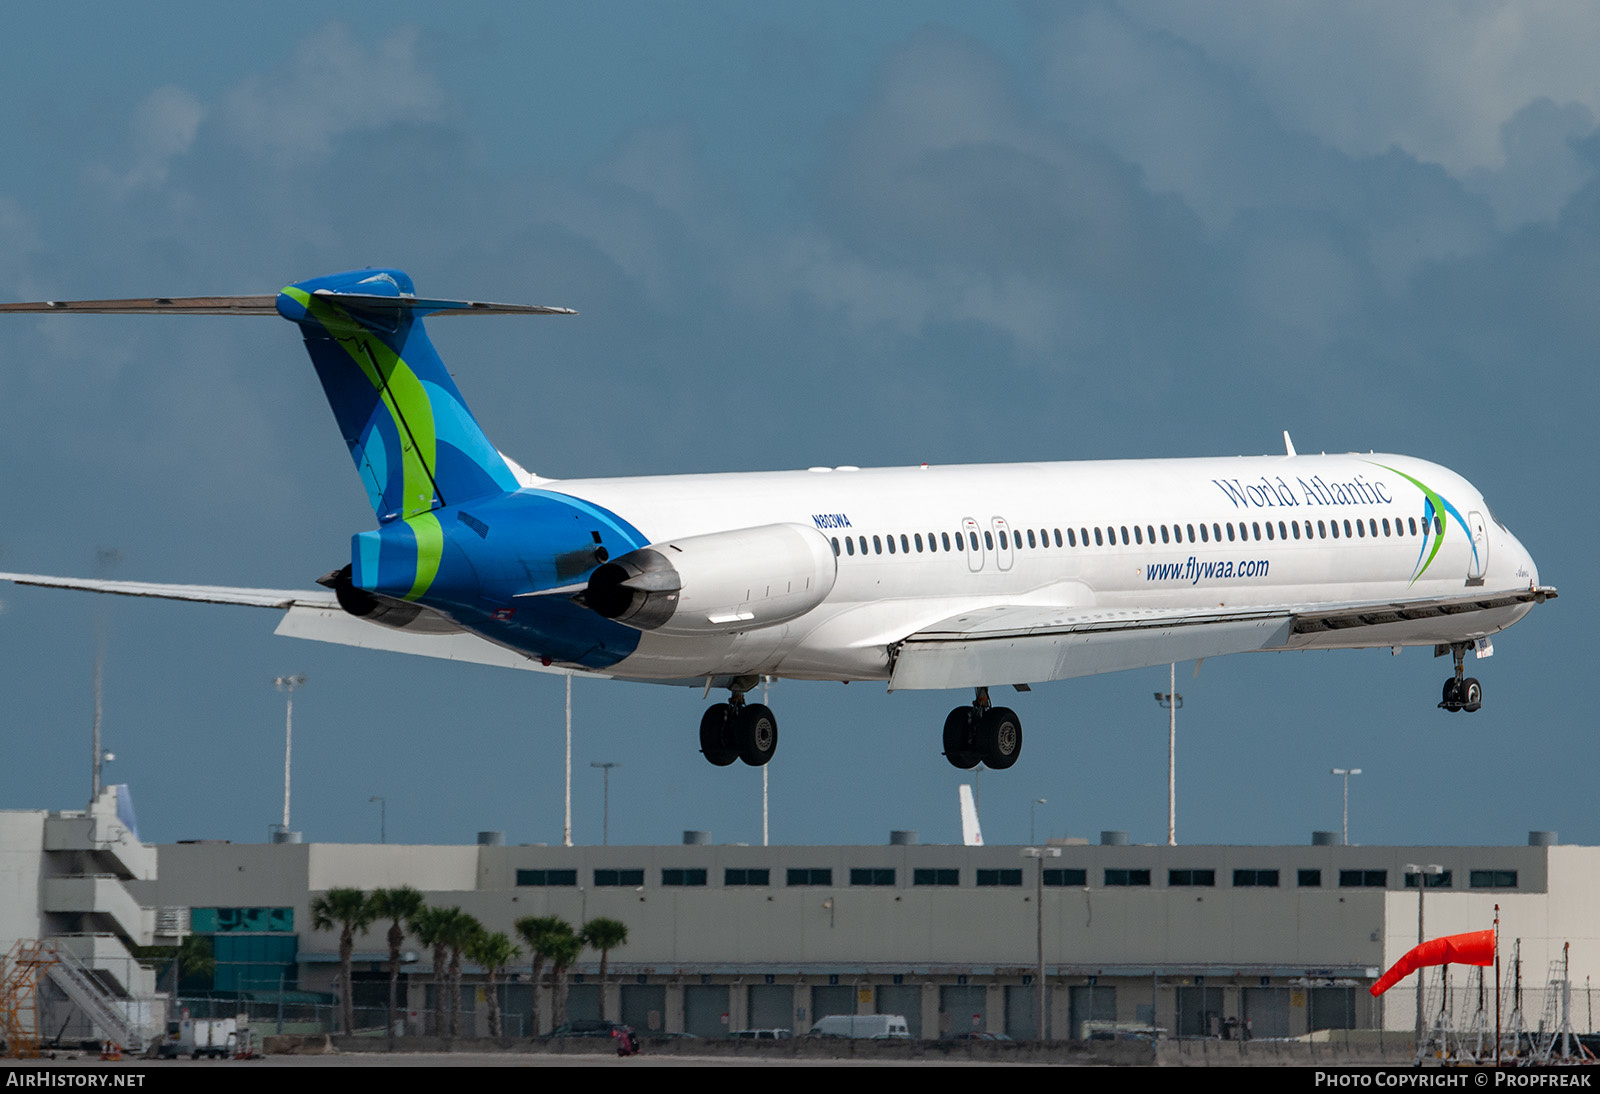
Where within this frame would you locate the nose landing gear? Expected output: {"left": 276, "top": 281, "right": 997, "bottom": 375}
{"left": 1438, "top": 644, "right": 1483, "bottom": 713}
{"left": 942, "top": 687, "right": 1022, "bottom": 770}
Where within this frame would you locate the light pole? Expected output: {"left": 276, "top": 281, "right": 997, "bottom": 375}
{"left": 591, "top": 762, "right": 618, "bottom": 845}
{"left": 1406, "top": 862, "right": 1443, "bottom": 1053}
{"left": 1153, "top": 664, "right": 1182, "bottom": 845}
{"left": 369, "top": 796, "right": 386, "bottom": 843}
{"left": 1022, "top": 845, "right": 1062, "bottom": 1041}
{"left": 274, "top": 674, "right": 306, "bottom": 834}
{"left": 564, "top": 674, "right": 573, "bottom": 848}
{"left": 1031, "top": 799, "right": 1047, "bottom": 845}
{"left": 90, "top": 547, "right": 120, "bottom": 803}
{"left": 1331, "top": 768, "right": 1362, "bottom": 845}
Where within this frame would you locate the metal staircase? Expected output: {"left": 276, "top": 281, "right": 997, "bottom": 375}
{"left": 39, "top": 941, "right": 147, "bottom": 1053}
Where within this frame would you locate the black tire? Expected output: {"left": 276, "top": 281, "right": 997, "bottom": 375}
{"left": 735, "top": 703, "right": 779, "bottom": 766}
{"left": 1440, "top": 677, "right": 1461, "bottom": 711}
{"left": 1460, "top": 678, "right": 1482, "bottom": 713}
{"left": 943, "top": 707, "right": 980, "bottom": 769}
{"left": 699, "top": 703, "right": 738, "bottom": 766}
{"left": 979, "top": 707, "right": 1022, "bottom": 770}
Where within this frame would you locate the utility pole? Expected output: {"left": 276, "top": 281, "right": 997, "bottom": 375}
{"left": 590, "top": 762, "right": 618, "bottom": 845}
{"left": 564, "top": 674, "right": 573, "bottom": 848}
{"left": 1331, "top": 768, "right": 1362, "bottom": 845}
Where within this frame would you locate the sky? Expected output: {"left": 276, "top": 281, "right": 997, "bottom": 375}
{"left": 0, "top": 1, "right": 1594, "bottom": 852}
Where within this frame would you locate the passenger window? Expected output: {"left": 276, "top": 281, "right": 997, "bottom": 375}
{"left": 1369, "top": 519, "right": 1377, "bottom": 538}
{"left": 915, "top": 533, "right": 924, "bottom": 553}
{"left": 1278, "top": 521, "right": 1287, "bottom": 540}
{"left": 1054, "top": 529, "right": 1063, "bottom": 548}
{"left": 873, "top": 535, "right": 882, "bottom": 554}
{"left": 1291, "top": 522, "right": 1300, "bottom": 540}
{"left": 846, "top": 538, "right": 855, "bottom": 556}
{"left": 1318, "top": 521, "right": 1327, "bottom": 538}
{"left": 1186, "top": 524, "right": 1196, "bottom": 543}
{"left": 1160, "top": 525, "right": 1169, "bottom": 544}
{"left": 1409, "top": 518, "right": 1418, "bottom": 536}
{"left": 831, "top": 537, "right": 840, "bottom": 556}
{"left": 1107, "top": 526, "right": 1116, "bottom": 545}
{"left": 886, "top": 535, "right": 896, "bottom": 554}
{"left": 969, "top": 532, "right": 979, "bottom": 551}
{"left": 1434, "top": 516, "right": 1442, "bottom": 535}
{"left": 1027, "top": 529, "right": 1036, "bottom": 548}
{"left": 1212, "top": 523, "right": 1221, "bottom": 541}
{"left": 1067, "top": 528, "right": 1076, "bottom": 547}
{"left": 1226, "top": 523, "right": 1235, "bottom": 542}
{"left": 1356, "top": 520, "right": 1365, "bottom": 538}
{"left": 1133, "top": 526, "right": 1142, "bottom": 545}
{"left": 1080, "top": 527, "right": 1089, "bottom": 546}
{"left": 1120, "top": 526, "right": 1129, "bottom": 545}
{"left": 1382, "top": 519, "right": 1390, "bottom": 537}
{"left": 1265, "top": 522, "right": 1274, "bottom": 541}
{"left": 1094, "top": 528, "right": 1104, "bottom": 546}
{"left": 983, "top": 531, "right": 994, "bottom": 551}
{"left": 1252, "top": 522, "right": 1261, "bottom": 540}
{"left": 1343, "top": 520, "right": 1353, "bottom": 538}
{"left": 1146, "top": 525, "right": 1155, "bottom": 544}
{"left": 859, "top": 536, "right": 868, "bottom": 553}
{"left": 901, "top": 534, "right": 910, "bottom": 553}
{"left": 1013, "top": 531, "right": 1023, "bottom": 549}
{"left": 1199, "top": 523, "right": 1209, "bottom": 543}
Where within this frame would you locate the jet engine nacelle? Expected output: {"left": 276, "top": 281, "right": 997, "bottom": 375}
{"left": 319, "top": 565, "right": 462, "bottom": 634}
{"left": 582, "top": 523, "right": 837, "bottom": 636}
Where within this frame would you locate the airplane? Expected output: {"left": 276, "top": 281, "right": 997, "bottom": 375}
{"left": 0, "top": 268, "right": 1556, "bottom": 772}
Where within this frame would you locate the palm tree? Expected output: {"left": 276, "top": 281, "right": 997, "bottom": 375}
{"left": 369, "top": 886, "right": 425, "bottom": 1047}
{"left": 465, "top": 930, "right": 520, "bottom": 1038}
{"left": 514, "top": 915, "right": 570, "bottom": 1037}
{"left": 440, "top": 909, "right": 483, "bottom": 1039}
{"left": 580, "top": 918, "right": 629, "bottom": 1021}
{"left": 410, "top": 906, "right": 456, "bottom": 1037}
{"left": 544, "top": 927, "right": 583, "bottom": 1033}
{"left": 309, "top": 887, "right": 374, "bottom": 1035}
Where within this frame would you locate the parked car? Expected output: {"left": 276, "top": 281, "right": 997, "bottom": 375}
{"left": 732, "top": 1028, "right": 792, "bottom": 1040}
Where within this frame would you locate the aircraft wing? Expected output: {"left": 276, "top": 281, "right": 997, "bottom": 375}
{"left": 888, "top": 586, "right": 1556, "bottom": 690}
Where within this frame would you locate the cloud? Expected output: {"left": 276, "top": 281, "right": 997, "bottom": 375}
{"left": 220, "top": 24, "right": 447, "bottom": 163}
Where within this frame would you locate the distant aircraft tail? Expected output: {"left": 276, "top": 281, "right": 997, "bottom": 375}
{"left": 959, "top": 784, "right": 983, "bottom": 846}
{"left": 274, "top": 269, "right": 569, "bottom": 523}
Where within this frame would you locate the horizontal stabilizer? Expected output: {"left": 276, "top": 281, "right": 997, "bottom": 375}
{"left": 0, "top": 291, "right": 574, "bottom": 317}
{"left": 0, "top": 572, "right": 336, "bottom": 610}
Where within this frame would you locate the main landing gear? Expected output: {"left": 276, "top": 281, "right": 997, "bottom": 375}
{"left": 700, "top": 680, "right": 778, "bottom": 767}
{"left": 1438, "top": 643, "right": 1483, "bottom": 713}
{"left": 943, "top": 687, "right": 1022, "bottom": 770}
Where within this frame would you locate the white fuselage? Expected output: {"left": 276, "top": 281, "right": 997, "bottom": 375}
{"left": 546, "top": 452, "right": 1539, "bottom": 684}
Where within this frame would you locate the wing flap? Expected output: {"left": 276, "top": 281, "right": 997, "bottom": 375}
{"left": 891, "top": 605, "right": 1292, "bottom": 690}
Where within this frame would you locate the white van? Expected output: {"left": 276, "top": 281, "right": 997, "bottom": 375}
{"left": 807, "top": 1014, "right": 911, "bottom": 1039}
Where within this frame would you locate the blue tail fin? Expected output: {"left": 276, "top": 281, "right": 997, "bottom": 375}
{"left": 275, "top": 269, "right": 523, "bottom": 522}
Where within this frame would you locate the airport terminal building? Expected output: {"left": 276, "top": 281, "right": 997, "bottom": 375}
{"left": 8, "top": 813, "right": 1584, "bottom": 1044}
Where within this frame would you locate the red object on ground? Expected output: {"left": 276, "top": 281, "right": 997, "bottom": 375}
{"left": 1370, "top": 929, "right": 1494, "bottom": 996}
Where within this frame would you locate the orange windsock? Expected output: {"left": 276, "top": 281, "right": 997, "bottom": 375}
{"left": 1369, "top": 930, "right": 1495, "bottom": 996}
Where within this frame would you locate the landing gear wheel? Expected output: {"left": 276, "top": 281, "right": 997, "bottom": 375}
{"left": 1460, "top": 678, "right": 1482, "bottom": 713}
{"left": 979, "top": 707, "right": 1022, "bottom": 769}
{"left": 735, "top": 703, "right": 778, "bottom": 766}
{"left": 1439, "top": 678, "right": 1462, "bottom": 712}
{"left": 942, "top": 707, "right": 980, "bottom": 770}
{"left": 699, "top": 703, "right": 738, "bottom": 766}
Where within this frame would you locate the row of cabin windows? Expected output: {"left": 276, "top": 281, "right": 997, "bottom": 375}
{"left": 829, "top": 515, "right": 1443, "bottom": 557}
{"left": 517, "top": 865, "right": 1518, "bottom": 890}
